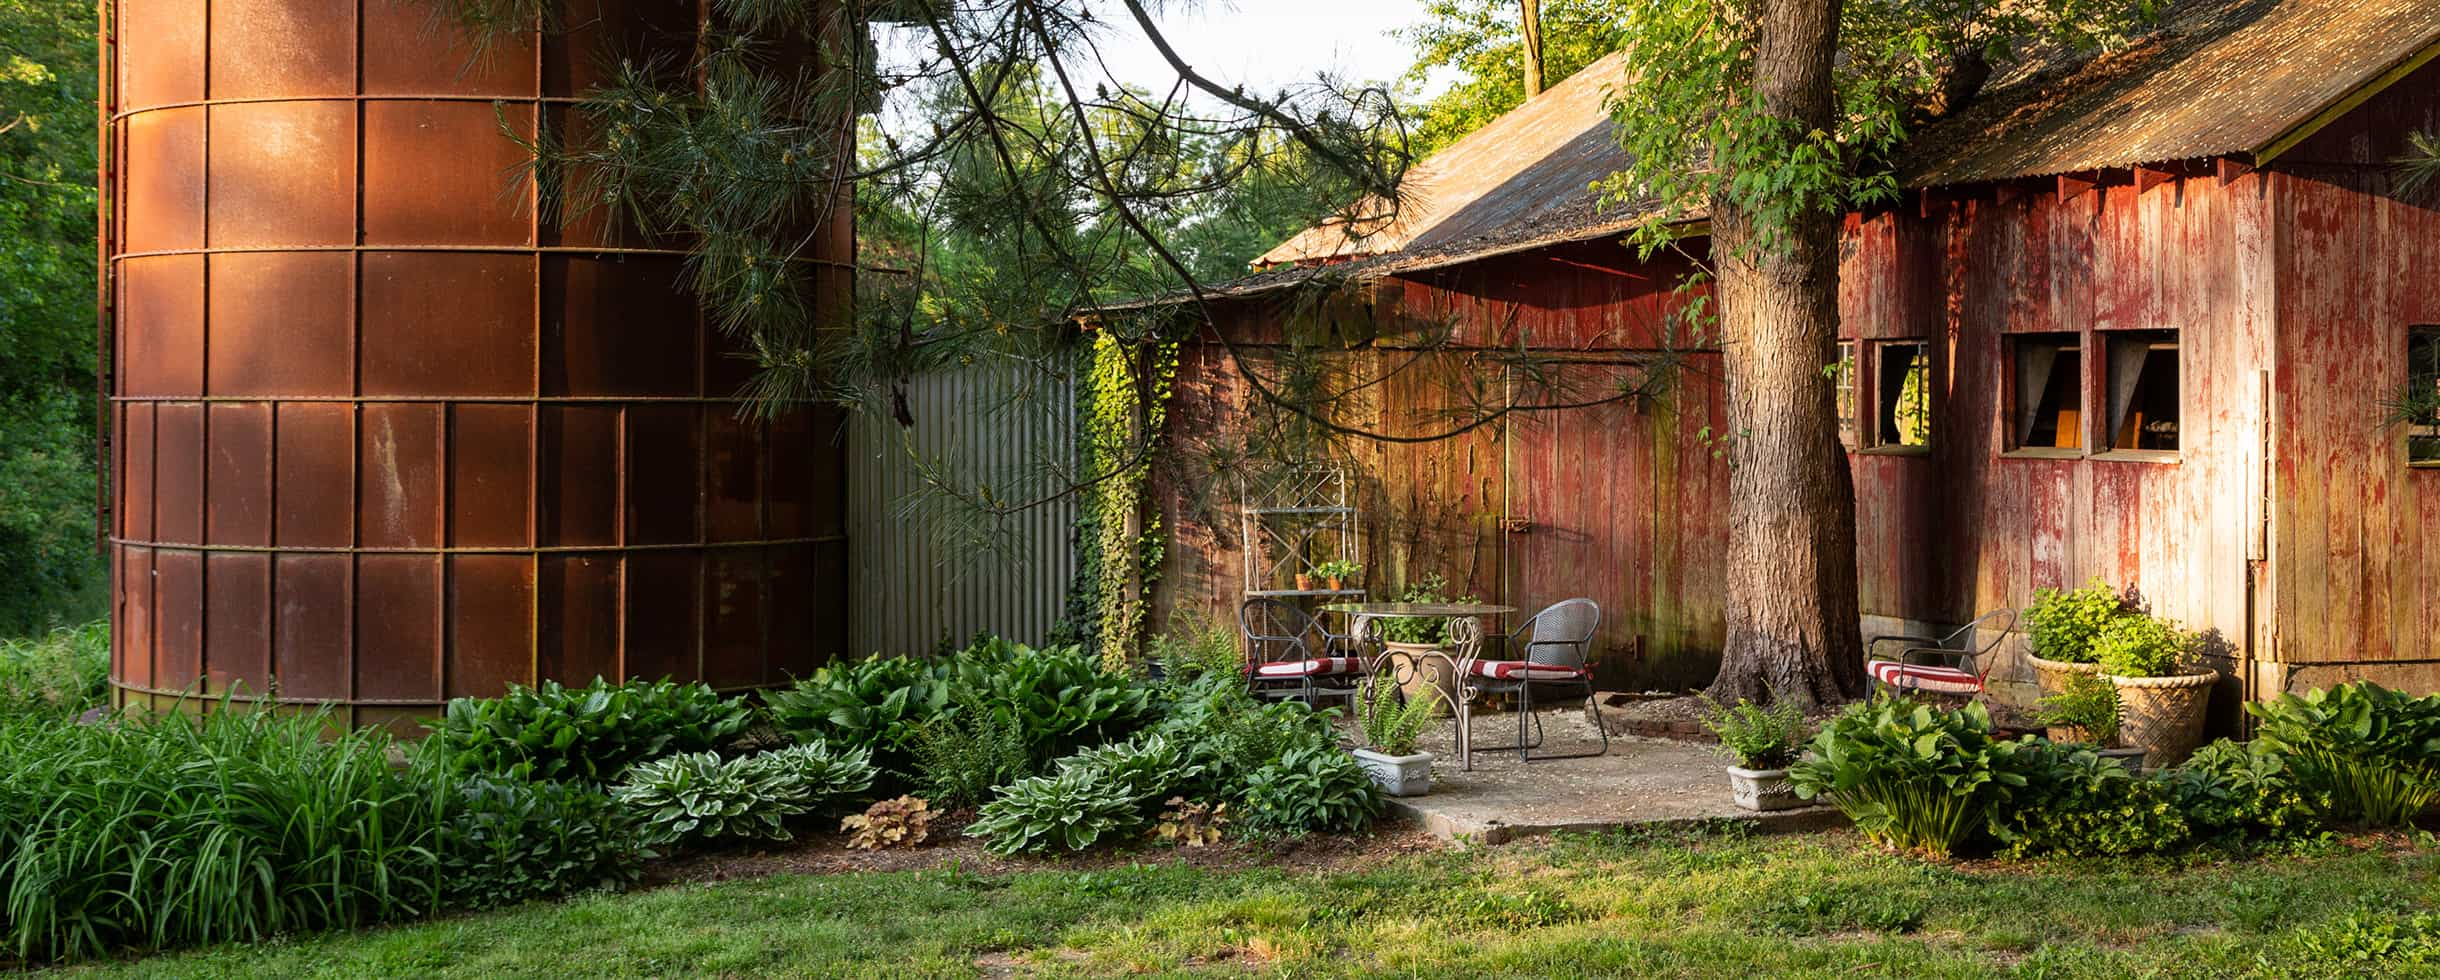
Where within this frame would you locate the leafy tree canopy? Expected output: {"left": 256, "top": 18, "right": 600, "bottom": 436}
{"left": 1395, "top": 0, "right": 1630, "bottom": 156}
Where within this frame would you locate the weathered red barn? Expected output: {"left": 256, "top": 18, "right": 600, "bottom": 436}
{"left": 1147, "top": 0, "right": 2440, "bottom": 714}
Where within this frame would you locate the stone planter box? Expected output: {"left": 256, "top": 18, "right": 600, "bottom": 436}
{"left": 1727, "top": 765, "right": 1804, "bottom": 812}
{"left": 1352, "top": 748, "right": 1435, "bottom": 797}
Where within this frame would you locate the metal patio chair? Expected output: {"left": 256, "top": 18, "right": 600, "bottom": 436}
{"left": 1239, "top": 597, "right": 1365, "bottom": 711}
{"left": 1460, "top": 597, "right": 1607, "bottom": 763}
{"left": 1864, "top": 608, "right": 2017, "bottom": 701}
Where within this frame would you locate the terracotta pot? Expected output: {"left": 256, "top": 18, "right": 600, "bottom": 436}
{"left": 2109, "top": 670, "right": 2215, "bottom": 766}
{"left": 1381, "top": 642, "right": 1458, "bottom": 716}
{"left": 2026, "top": 652, "right": 2103, "bottom": 697}
{"left": 1294, "top": 574, "right": 1314, "bottom": 591}
{"left": 2044, "top": 725, "right": 2094, "bottom": 744}
{"left": 1326, "top": 577, "right": 1344, "bottom": 591}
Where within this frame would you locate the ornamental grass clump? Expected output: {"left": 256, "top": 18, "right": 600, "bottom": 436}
{"left": 1789, "top": 699, "right": 2026, "bottom": 857}
{"left": 429, "top": 677, "right": 753, "bottom": 785}
{"left": 612, "top": 743, "right": 876, "bottom": 848}
{"left": 1699, "top": 695, "right": 1808, "bottom": 770}
{"left": 0, "top": 706, "right": 444, "bottom": 964}
{"left": 0, "top": 622, "right": 107, "bottom": 719}
{"left": 2249, "top": 681, "right": 2440, "bottom": 827}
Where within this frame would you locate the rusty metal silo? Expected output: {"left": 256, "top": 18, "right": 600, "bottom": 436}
{"left": 102, "top": 0, "right": 852, "bottom": 729}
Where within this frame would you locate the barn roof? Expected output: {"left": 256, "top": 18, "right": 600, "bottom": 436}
{"left": 1248, "top": 0, "right": 2440, "bottom": 277}
{"left": 1903, "top": 0, "right": 2440, "bottom": 186}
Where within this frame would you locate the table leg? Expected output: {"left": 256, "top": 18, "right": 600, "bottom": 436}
{"left": 1448, "top": 616, "right": 1485, "bottom": 771}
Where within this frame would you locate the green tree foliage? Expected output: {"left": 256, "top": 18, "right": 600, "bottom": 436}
{"left": 1396, "top": 0, "right": 1631, "bottom": 155}
{"left": 0, "top": 0, "right": 104, "bottom": 634}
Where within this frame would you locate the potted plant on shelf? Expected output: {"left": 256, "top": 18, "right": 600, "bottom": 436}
{"left": 1313, "top": 559, "right": 1362, "bottom": 592}
{"left": 1351, "top": 679, "right": 1440, "bottom": 796}
{"left": 2092, "top": 613, "right": 2213, "bottom": 766}
{"left": 1699, "top": 696, "right": 1809, "bottom": 812}
{"left": 2035, "top": 673, "right": 2146, "bottom": 772}
{"left": 2022, "top": 578, "right": 2123, "bottom": 696}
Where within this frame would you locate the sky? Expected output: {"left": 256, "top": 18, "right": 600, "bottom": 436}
{"left": 1087, "top": 0, "right": 1440, "bottom": 93}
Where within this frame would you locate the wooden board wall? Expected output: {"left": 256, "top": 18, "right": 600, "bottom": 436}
{"left": 2264, "top": 59, "right": 2440, "bottom": 684}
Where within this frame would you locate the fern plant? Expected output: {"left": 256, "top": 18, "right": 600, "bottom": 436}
{"left": 1699, "top": 695, "right": 1807, "bottom": 770}
{"left": 1356, "top": 679, "right": 1438, "bottom": 756}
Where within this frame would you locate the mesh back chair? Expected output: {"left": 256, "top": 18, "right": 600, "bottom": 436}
{"left": 1239, "top": 597, "right": 1365, "bottom": 710}
{"left": 1865, "top": 608, "right": 2017, "bottom": 701}
{"left": 1461, "top": 598, "right": 1606, "bottom": 763}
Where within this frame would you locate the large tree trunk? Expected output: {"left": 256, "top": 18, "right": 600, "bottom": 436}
{"left": 1704, "top": 0, "right": 1866, "bottom": 708}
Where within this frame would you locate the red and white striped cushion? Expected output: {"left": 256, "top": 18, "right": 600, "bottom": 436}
{"left": 1464, "top": 660, "right": 1587, "bottom": 681}
{"left": 1866, "top": 659, "right": 1981, "bottom": 695}
{"left": 1253, "top": 657, "right": 1362, "bottom": 678}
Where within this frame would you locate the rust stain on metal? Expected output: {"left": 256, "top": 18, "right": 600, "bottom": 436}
{"left": 107, "top": 0, "right": 852, "bottom": 721}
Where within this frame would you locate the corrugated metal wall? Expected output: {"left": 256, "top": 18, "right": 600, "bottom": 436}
{"left": 846, "top": 359, "right": 1078, "bottom": 656}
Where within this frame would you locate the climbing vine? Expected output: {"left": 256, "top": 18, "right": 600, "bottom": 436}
{"left": 1061, "top": 329, "right": 1180, "bottom": 669}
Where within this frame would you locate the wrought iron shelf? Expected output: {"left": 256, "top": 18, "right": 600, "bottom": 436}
{"left": 1245, "top": 588, "right": 1368, "bottom": 597}
{"left": 1244, "top": 505, "right": 1357, "bottom": 516}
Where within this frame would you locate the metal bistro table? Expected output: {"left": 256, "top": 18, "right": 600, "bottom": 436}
{"left": 1321, "top": 601, "right": 1516, "bottom": 771}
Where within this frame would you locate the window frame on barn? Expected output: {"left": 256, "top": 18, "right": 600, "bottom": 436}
{"left": 2409, "top": 325, "right": 2440, "bottom": 468}
{"left": 1834, "top": 340, "right": 1858, "bottom": 450}
{"left": 2003, "top": 331, "right": 2086, "bottom": 458}
{"left": 1861, "top": 338, "right": 1933, "bottom": 455}
{"left": 2095, "top": 328, "right": 2182, "bottom": 461}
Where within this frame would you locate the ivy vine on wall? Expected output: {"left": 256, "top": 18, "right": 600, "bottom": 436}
{"left": 1060, "top": 329, "right": 1180, "bottom": 669}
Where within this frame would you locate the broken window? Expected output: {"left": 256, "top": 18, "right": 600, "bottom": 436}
{"left": 2010, "top": 333, "right": 2083, "bottom": 450}
{"left": 2104, "top": 330, "right": 2179, "bottom": 452}
{"left": 2410, "top": 326, "right": 2440, "bottom": 465}
{"left": 1871, "top": 340, "right": 1931, "bottom": 449}
{"left": 1834, "top": 341, "right": 1857, "bottom": 449}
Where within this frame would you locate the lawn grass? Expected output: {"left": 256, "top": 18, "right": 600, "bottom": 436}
{"left": 51, "top": 826, "right": 2440, "bottom": 978}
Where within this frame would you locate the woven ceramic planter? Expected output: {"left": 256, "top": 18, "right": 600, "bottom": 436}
{"left": 2026, "top": 652, "right": 2103, "bottom": 698}
{"left": 2110, "top": 671, "right": 2215, "bottom": 766}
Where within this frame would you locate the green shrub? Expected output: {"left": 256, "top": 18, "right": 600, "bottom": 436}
{"left": 612, "top": 743, "right": 876, "bottom": 848}
{"left": 910, "top": 692, "right": 1031, "bottom": 809}
{"left": 1698, "top": 695, "right": 1807, "bottom": 769}
{"left": 433, "top": 774, "right": 650, "bottom": 911}
{"left": 2163, "top": 739, "right": 2324, "bottom": 845}
{"left": 430, "top": 677, "right": 753, "bottom": 785}
{"left": 966, "top": 766, "right": 1146, "bottom": 855}
{"left": 765, "top": 654, "right": 953, "bottom": 775}
{"left": 1376, "top": 573, "right": 1474, "bottom": 645}
{"left": 943, "top": 636, "right": 1154, "bottom": 762}
{"left": 0, "top": 707, "right": 443, "bottom": 964}
{"left": 1155, "top": 676, "right": 1337, "bottom": 799}
{"left": 2249, "top": 682, "right": 2440, "bottom": 826}
{"left": 0, "top": 620, "right": 107, "bottom": 718}
{"left": 2024, "top": 578, "right": 2126, "bottom": 663}
{"left": 2034, "top": 673, "right": 2122, "bottom": 745}
{"left": 1356, "top": 678, "right": 1438, "bottom": 756}
{"left": 1789, "top": 699, "right": 2026, "bottom": 856}
{"left": 2090, "top": 614, "right": 2196, "bottom": 678}
{"left": 1239, "top": 743, "right": 1382, "bottom": 836}
{"left": 1989, "top": 741, "right": 2191, "bottom": 858}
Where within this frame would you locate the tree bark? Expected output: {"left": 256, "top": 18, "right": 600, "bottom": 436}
{"left": 1704, "top": 0, "right": 1867, "bottom": 708}
{"left": 1519, "top": 0, "right": 1545, "bottom": 97}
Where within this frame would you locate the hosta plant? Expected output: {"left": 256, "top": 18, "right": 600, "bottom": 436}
{"left": 1240, "top": 744, "right": 1382, "bottom": 836}
{"left": 613, "top": 743, "right": 876, "bottom": 848}
{"left": 429, "top": 677, "right": 753, "bottom": 785}
{"left": 1789, "top": 699, "right": 2027, "bottom": 856}
{"left": 945, "top": 636, "right": 1154, "bottom": 761}
{"left": 1155, "top": 797, "right": 1230, "bottom": 847}
{"left": 966, "top": 766, "right": 1145, "bottom": 854}
{"left": 765, "top": 655, "right": 954, "bottom": 775}
{"left": 435, "top": 774, "right": 651, "bottom": 910}
{"left": 1058, "top": 734, "right": 1201, "bottom": 801}
{"left": 1989, "top": 741, "right": 2190, "bottom": 858}
{"left": 841, "top": 795, "right": 935, "bottom": 850}
{"left": 2249, "top": 682, "right": 2440, "bottom": 826}
{"left": 2163, "top": 739, "right": 2325, "bottom": 844}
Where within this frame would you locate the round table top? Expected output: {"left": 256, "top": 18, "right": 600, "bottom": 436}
{"left": 1319, "top": 601, "right": 1517, "bottom": 617}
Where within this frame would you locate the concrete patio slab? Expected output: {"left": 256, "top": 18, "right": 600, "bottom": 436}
{"left": 1358, "top": 709, "right": 1847, "bottom": 845}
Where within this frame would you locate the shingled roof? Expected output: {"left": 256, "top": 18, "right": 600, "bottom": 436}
{"left": 1250, "top": 0, "right": 2440, "bottom": 276}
